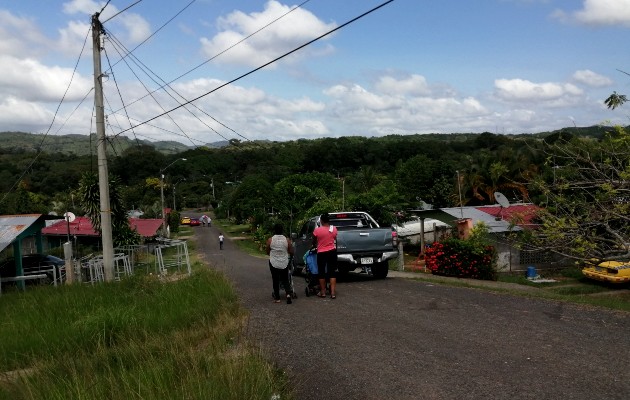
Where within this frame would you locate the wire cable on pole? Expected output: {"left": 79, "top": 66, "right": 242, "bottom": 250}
{"left": 117, "top": 0, "right": 395, "bottom": 136}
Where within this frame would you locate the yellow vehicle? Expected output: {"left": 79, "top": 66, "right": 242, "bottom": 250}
{"left": 180, "top": 216, "right": 191, "bottom": 225}
{"left": 582, "top": 261, "right": 630, "bottom": 284}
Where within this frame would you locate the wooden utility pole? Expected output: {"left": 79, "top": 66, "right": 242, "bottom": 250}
{"left": 92, "top": 13, "right": 115, "bottom": 281}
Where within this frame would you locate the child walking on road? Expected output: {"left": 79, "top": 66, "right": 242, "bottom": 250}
{"left": 219, "top": 233, "right": 224, "bottom": 250}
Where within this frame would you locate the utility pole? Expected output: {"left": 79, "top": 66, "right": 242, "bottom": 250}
{"left": 92, "top": 13, "right": 115, "bottom": 281}
{"left": 160, "top": 172, "right": 166, "bottom": 236}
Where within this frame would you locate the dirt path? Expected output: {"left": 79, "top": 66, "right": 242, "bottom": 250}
{"left": 193, "top": 220, "right": 630, "bottom": 400}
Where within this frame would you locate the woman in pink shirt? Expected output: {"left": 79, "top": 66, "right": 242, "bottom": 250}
{"left": 312, "top": 213, "right": 338, "bottom": 299}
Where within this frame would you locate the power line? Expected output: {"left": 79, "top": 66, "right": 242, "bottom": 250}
{"left": 104, "top": 32, "right": 213, "bottom": 146}
{"left": 102, "top": 0, "right": 194, "bottom": 73}
{"left": 103, "top": 45, "right": 141, "bottom": 147}
{"left": 0, "top": 27, "right": 92, "bottom": 205}
{"left": 116, "top": 0, "right": 395, "bottom": 136}
{"left": 102, "top": 0, "right": 317, "bottom": 145}
{"left": 102, "top": 0, "right": 142, "bottom": 24}
{"left": 109, "top": 0, "right": 312, "bottom": 125}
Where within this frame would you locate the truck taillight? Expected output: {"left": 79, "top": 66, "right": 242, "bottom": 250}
{"left": 391, "top": 230, "right": 398, "bottom": 247}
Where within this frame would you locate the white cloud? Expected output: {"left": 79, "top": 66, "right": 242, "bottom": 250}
{"left": 553, "top": 0, "right": 630, "bottom": 26}
{"left": 0, "top": 97, "right": 52, "bottom": 129}
{"left": 494, "top": 78, "right": 583, "bottom": 103}
{"left": 0, "top": 10, "right": 50, "bottom": 57}
{"left": 56, "top": 20, "right": 92, "bottom": 57}
{"left": 63, "top": 0, "right": 151, "bottom": 44}
{"left": 374, "top": 75, "right": 432, "bottom": 96}
{"left": 322, "top": 80, "right": 490, "bottom": 136}
{"left": 199, "top": 0, "right": 337, "bottom": 67}
{"left": 0, "top": 55, "right": 92, "bottom": 102}
{"left": 572, "top": 69, "right": 613, "bottom": 87}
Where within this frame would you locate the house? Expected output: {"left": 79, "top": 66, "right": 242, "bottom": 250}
{"left": 41, "top": 216, "right": 163, "bottom": 249}
{"left": 0, "top": 214, "right": 64, "bottom": 286}
{"left": 1, "top": 214, "right": 63, "bottom": 256}
{"left": 408, "top": 203, "right": 544, "bottom": 272}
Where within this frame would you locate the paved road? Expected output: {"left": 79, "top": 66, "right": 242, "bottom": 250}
{"left": 192, "top": 221, "right": 630, "bottom": 400}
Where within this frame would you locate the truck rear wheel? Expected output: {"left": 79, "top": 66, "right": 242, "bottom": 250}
{"left": 371, "top": 262, "right": 389, "bottom": 279}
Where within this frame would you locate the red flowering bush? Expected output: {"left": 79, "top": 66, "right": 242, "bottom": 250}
{"left": 424, "top": 238, "right": 497, "bottom": 281}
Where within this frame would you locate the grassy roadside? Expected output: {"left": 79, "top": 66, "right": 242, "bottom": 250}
{"left": 0, "top": 230, "right": 292, "bottom": 399}
{"left": 401, "top": 252, "right": 630, "bottom": 312}
{"left": 213, "top": 220, "right": 266, "bottom": 257}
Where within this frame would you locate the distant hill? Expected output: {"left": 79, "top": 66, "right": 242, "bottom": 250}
{"left": 0, "top": 131, "right": 195, "bottom": 156}
{"left": 0, "top": 126, "right": 623, "bottom": 156}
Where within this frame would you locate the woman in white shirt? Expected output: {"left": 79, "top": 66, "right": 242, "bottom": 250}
{"left": 266, "top": 223, "right": 295, "bottom": 304}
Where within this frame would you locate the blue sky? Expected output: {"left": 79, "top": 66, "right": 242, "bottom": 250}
{"left": 1, "top": 0, "right": 629, "bottom": 146}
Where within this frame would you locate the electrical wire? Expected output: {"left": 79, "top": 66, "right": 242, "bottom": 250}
{"left": 103, "top": 0, "right": 194, "bottom": 73}
{"left": 112, "top": 0, "right": 311, "bottom": 118}
{"left": 0, "top": 27, "right": 92, "bottom": 205}
{"left": 99, "top": 0, "right": 113, "bottom": 15}
{"left": 116, "top": 0, "right": 395, "bottom": 136}
{"left": 102, "top": 0, "right": 142, "bottom": 24}
{"left": 105, "top": 30, "right": 232, "bottom": 144}
{"left": 104, "top": 33, "right": 206, "bottom": 146}
{"left": 103, "top": 45, "right": 141, "bottom": 146}
{"left": 102, "top": 0, "right": 317, "bottom": 145}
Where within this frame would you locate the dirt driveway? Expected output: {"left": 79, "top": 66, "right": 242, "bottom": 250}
{"left": 193, "top": 222, "right": 630, "bottom": 400}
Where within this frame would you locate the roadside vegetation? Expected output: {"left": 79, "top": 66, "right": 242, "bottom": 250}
{"left": 0, "top": 262, "right": 292, "bottom": 400}
{"left": 401, "top": 249, "right": 630, "bottom": 312}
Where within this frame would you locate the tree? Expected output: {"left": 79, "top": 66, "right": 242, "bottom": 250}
{"left": 78, "top": 172, "right": 140, "bottom": 247}
{"left": 529, "top": 127, "right": 630, "bottom": 262}
{"left": 605, "top": 91, "right": 628, "bottom": 110}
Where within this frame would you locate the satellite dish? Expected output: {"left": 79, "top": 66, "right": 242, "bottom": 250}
{"left": 494, "top": 192, "right": 510, "bottom": 208}
{"left": 63, "top": 211, "right": 76, "bottom": 223}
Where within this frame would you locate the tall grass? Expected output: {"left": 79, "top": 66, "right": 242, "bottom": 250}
{"left": 0, "top": 270, "right": 291, "bottom": 399}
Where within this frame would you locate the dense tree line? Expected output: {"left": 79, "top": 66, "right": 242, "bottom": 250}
{"left": 0, "top": 126, "right": 626, "bottom": 261}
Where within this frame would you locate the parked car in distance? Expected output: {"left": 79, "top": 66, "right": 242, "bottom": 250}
{"left": 189, "top": 218, "right": 201, "bottom": 227}
{"left": 0, "top": 254, "right": 65, "bottom": 283}
{"left": 582, "top": 260, "right": 630, "bottom": 284}
{"left": 180, "top": 216, "right": 191, "bottom": 225}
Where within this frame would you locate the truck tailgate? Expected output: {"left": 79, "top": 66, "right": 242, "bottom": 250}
{"left": 335, "top": 229, "right": 394, "bottom": 254}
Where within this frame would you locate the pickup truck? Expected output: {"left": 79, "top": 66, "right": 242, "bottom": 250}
{"left": 291, "top": 212, "right": 399, "bottom": 278}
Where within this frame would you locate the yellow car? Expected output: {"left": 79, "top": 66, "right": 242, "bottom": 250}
{"left": 180, "top": 216, "right": 191, "bottom": 225}
{"left": 582, "top": 261, "right": 630, "bottom": 284}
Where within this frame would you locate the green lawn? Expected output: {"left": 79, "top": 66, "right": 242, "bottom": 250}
{"left": 0, "top": 267, "right": 292, "bottom": 400}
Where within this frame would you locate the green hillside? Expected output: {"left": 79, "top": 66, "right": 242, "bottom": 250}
{"left": 0, "top": 131, "right": 192, "bottom": 156}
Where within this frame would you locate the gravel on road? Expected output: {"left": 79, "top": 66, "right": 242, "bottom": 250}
{"left": 192, "top": 221, "right": 630, "bottom": 400}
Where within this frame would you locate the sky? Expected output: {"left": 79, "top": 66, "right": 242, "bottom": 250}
{"left": 1, "top": 0, "right": 630, "bottom": 147}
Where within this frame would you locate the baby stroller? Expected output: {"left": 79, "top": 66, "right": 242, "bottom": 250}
{"left": 303, "top": 249, "right": 322, "bottom": 297}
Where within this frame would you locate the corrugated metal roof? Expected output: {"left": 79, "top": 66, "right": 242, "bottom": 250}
{"left": 0, "top": 214, "right": 41, "bottom": 253}
{"left": 440, "top": 207, "right": 522, "bottom": 233}
{"left": 475, "top": 204, "right": 540, "bottom": 227}
{"left": 42, "top": 216, "right": 163, "bottom": 238}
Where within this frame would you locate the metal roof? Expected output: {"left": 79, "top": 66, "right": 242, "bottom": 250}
{"left": 0, "top": 214, "right": 42, "bottom": 253}
{"left": 41, "top": 216, "right": 163, "bottom": 238}
{"left": 408, "top": 203, "right": 540, "bottom": 234}
{"left": 440, "top": 207, "right": 522, "bottom": 233}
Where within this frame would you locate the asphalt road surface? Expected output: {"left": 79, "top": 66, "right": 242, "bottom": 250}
{"left": 192, "top": 221, "right": 630, "bottom": 400}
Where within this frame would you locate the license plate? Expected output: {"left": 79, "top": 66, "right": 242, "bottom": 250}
{"left": 360, "top": 257, "right": 373, "bottom": 265}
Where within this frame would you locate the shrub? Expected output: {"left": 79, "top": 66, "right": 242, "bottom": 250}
{"left": 424, "top": 238, "right": 498, "bottom": 281}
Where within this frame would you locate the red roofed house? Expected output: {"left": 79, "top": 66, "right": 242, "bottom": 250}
{"left": 42, "top": 216, "right": 163, "bottom": 250}
{"left": 408, "top": 203, "right": 553, "bottom": 272}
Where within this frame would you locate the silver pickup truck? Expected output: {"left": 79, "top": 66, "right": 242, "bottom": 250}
{"left": 291, "top": 212, "right": 399, "bottom": 278}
